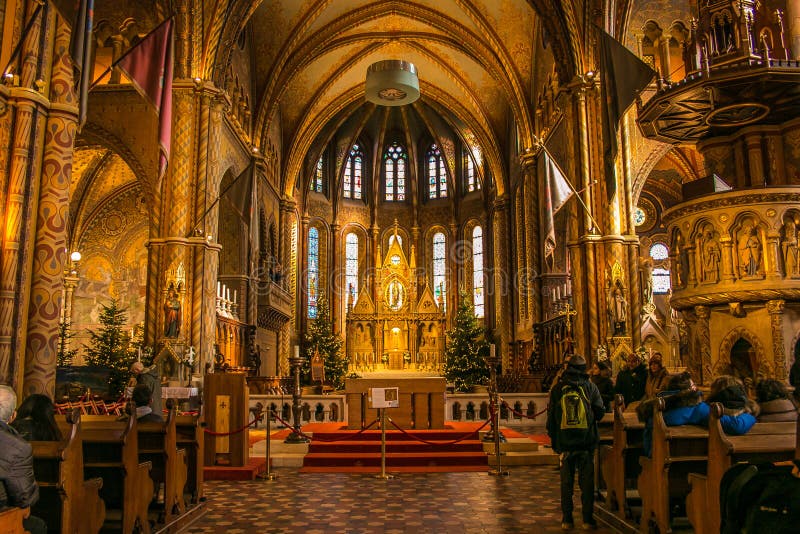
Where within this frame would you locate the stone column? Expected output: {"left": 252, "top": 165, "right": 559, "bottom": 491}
{"left": 520, "top": 153, "right": 540, "bottom": 324}
{"left": 24, "top": 17, "right": 78, "bottom": 397}
{"left": 695, "top": 305, "right": 712, "bottom": 385}
{"left": 0, "top": 2, "right": 53, "bottom": 389}
{"left": 686, "top": 246, "right": 698, "bottom": 286}
{"left": 279, "top": 199, "right": 297, "bottom": 375}
{"left": 786, "top": 1, "right": 800, "bottom": 59}
{"left": 719, "top": 236, "right": 736, "bottom": 282}
{"left": 744, "top": 133, "right": 764, "bottom": 186}
{"left": 765, "top": 230, "right": 782, "bottom": 280}
{"left": 492, "top": 196, "right": 513, "bottom": 371}
{"left": 766, "top": 299, "right": 786, "bottom": 380}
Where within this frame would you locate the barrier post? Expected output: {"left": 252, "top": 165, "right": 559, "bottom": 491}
{"left": 375, "top": 408, "right": 394, "bottom": 480}
{"left": 257, "top": 408, "right": 277, "bottom": 481}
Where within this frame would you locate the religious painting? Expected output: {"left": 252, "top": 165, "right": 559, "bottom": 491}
{"left": 385, "top": 279, "right": 405, "bottom": 311}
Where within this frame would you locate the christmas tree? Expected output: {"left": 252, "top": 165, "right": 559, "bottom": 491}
{"left": 84, "top": 299, "right": 134, "bottom": 397}
{"left": 444, "top": 289, "right": 489, "bottom": 392}
{"left": 56, "top": 319, "right": 78, "bottom": 367}
{"left": 304, "top": 290, "right": 346, "bottom": 391}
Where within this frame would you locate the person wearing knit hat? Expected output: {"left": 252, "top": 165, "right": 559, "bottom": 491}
{"left": 644, "top": 352, "right": 669, "bottom": 400}
{"left": 546, "top": 354, "right": 605, "bottom": 530}
{"left": 755, "top": 379, "right": 797, "bottom": 422}
{"left": 590, "top": 360, "right": 614, "bottom": 413}
{"left": 614, "top": 353, "right": 647, "bottom": 406}
{"left": 707, "top": 375, "right": 759, "bottom": 435}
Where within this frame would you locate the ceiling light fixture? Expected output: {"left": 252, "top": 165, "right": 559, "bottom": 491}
{"left": 365, "top": 60, "right": 419, "bottom": 106}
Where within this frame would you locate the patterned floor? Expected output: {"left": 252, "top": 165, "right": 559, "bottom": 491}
{"left": 185, "top": 465, "right": 617, "bottom": 533}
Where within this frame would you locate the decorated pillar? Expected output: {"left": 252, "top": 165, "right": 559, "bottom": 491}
{"left": 0, "top": 2, "right": 53, "bottom": 389}
{"left": 24, "top": 16, "right": 79, "bottom": 396}
{"left": 766, "top": 299, "right": 786, "bottom": 380}
{"left": 278, "top": 199, "right": 297, "bottom": 375}
{"left": 694, "top": 305, "right": 711, "bottom": 385}
{"left": 720, "top": 236, "right": 736, "bottom": 282}
{"left": 492, "top": 196, "right": 513, "bottom": 371}
{"left": 520, "top": 153, "right": 540, "bottom": 325}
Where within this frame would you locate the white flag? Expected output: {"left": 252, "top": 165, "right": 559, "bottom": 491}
{"left": 543, "top": 149, "right": 574, "bottom": 258}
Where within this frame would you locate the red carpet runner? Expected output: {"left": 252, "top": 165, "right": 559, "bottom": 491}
{"left": 299, "top": 422, "right": 490, "bottom": 473}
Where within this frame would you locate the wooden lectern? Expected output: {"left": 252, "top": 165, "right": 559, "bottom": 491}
{"left": 203, "top": 373, "right": 249, "bottom": 467}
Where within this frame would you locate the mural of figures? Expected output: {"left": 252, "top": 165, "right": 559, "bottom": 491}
{"left": 782, "top": 219, "right": 799, "bottom": 277}
{"left": 701, "top": 230, "right": 721, "bottom": 283}
{"left": 164, "top": 287, "right": 182, "bottom": 337}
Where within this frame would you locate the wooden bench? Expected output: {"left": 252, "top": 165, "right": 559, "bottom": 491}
{"left": 637, "top": 398, "right": 708, "bottom": 534}
{"left": 0, "top": 507, "right": 29, "bottom": 534}
{"left": 80, "top": 414, "right": 153, "bottom": 533}
{"left": 601, "top": 395, "right": 644, "bottom": 519}
{"left": 31, "top": 410, "right": 105, "bottom": 533}
{"left": 137, "top": 406, "right": 187, "bottom": 523}
{"left": 686, "top": 403, "right": 796, "bottom": 534}
{"left": 175, "top": 413, "right": 203, "bottom": 504}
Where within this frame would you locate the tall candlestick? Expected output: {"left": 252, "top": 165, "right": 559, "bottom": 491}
{"left": 233, "top": 289, "right": 237, "bottom": 304}
{"left": 217, "top": 281, "right": 221, "bottom": 298}
{"left": 226, "top": 287, "right": 230, "bottom": 301}
{"left": 490, "top": 343, "right": 495, "bottom": 359}
{"left": 294, "top": 345, "right": 300, "bottom": 359}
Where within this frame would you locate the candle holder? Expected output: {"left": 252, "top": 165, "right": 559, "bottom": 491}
{"left": 284, "top": 354, "right": 310, "bottom": 444}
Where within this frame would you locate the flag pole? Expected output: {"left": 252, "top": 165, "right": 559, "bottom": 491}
{"left": 88, "top": 15, "right": 175, "bottom": 91}
{"left": 2, "top": 3, "right": 44, "bottom": 77}
{"left": 542, "top": 146, "right": 603, "bottom": 235}
{"left": 186, "top": 159, "right": 253, "bottom": 238}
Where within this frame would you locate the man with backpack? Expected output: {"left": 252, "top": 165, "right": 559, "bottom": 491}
{"left": 546, "top": 355, "right": 606, "bottom": 531}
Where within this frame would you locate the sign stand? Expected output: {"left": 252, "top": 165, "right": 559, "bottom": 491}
{"left": 375, "top": 408, "right": 394, "bottom": 479}
{"left": 370, "top": 387, "right": 398, "bottom": 480}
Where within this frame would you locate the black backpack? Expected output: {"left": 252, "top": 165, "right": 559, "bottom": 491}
{"left": 556, "top": 383, "right": 594, "bottom": 450}
{"left": 720, "top": 461, "right": 800, "bottom": 534}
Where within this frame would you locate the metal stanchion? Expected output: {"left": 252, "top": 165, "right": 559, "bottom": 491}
{"left": 375, "top": 408, "right": 394, "bottom": 480}
{"left": 485, "top": 346, "right": 509, "bottom": 477}
{"left": 285, "top": 352, "right": 310, "bottom": 444}
{"left": 257, "top": 408, "right": 277, "bottom": 480}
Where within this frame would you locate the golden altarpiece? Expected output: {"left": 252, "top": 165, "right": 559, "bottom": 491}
{"left": 346, "top": 231, "right": 445, "bottom": 373}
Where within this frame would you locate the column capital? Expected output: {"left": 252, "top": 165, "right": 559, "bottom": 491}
{"left": 279, "top": 198, "right": 297, "bottom": 212}
{"left": 694, "top": 305, "right": 710, "bottom": 319}
{"left": 492, "top": 195, "right": 510, "bottom": 211}
{"left": 766, "top": 299, "right": 785, "bottom": 314}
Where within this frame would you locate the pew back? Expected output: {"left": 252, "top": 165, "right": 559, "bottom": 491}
{"left": 602, "top": 395, "right": 643, "bottom": 518}
{"left": 137, "top": 408, "right": 187, "bottom": 521}
{"left": 0, "top": 507, "right": 29, "bottom": 534}
{"left": 175, "top": 414, "right": 203, "bottom": 503}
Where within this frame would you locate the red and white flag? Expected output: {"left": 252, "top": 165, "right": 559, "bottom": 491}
{"left": 117, "top": 19, "right": 174, "bottom": 182}
{"left": 543, "top": 149, "right": 574, "bottom": 259}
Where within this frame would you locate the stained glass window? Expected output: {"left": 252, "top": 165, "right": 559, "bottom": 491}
{"left": 427, "top": 144, "right": 447, "bottom": 199}
{"left": 344, "top": 144, "right": 363, "bottom": 199}
{"left": 389, "top": 234, "right": 402, "bottom": 249}
{"left": 308, "top": 227, "right": 319, "bottom": 318}
{"left": 384, "top": 142, "right": 407, "bottom": 201}
{"left": 650, "top": 243, "right": 669, "bottom": 261}
{"left": 345, "top": 233, "right": 359, "bottom": 306}
{"left": 634, "top": 207, "right": 646, "bottom": 226}
{"left": 473, "top": 226, "right": 484, "bottom": 317}
{"left": 311, "top": 155, "right": 323, "bottom": 193}
{"left": 465, "top": 152, "right": 477, "bottom": 192}
{"left": 652, "top": 267, "right": 671, "bottom": 294}
{"left": 433, "top": 232, "right": 447, "bottom": 310}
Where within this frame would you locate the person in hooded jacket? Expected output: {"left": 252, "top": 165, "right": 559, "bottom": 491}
{"left": 614, "top": 353, "right": 647, "bottom": 406}
{"left": 547, "top": 355, "right": 605, "bottom": 531}
{"left": 637, "top": 372, "right": 708, "bottom": 457}
{"left": 754, "top": 379, "right": 797, "bottom": 422}
{"left": 706, "top": 375, "right": 759, "bottom": 434}
{"left": 589, "top": 361, "right": 614, "bottom": 413}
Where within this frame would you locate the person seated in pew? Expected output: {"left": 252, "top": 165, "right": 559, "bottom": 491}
{"left": 614, "top": 353, "right": 647, "bottom": 408}
{"left": 707, "top": 375, "right": 759, "bottom": 434}
{"left": 754, "top": 379, "right": 797, "bottom": 422}
{"left": 589, "top": 360, "right": 614, "bottom": 413}
{"left": 11, "top": 393, "right": 62, "bottom": 442}
{"left": 132, "top": 384, "right": 164, "bottom": 423}
{"left": 637, "top": 372, "right": 708, "bottom": 457}
{"left": 0, "top": 385, "right": 47, "bottom": 534}
{"left": 643, "top": 353, "right": 669, "bottom": 400}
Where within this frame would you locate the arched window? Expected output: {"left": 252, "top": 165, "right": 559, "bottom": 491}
{"left": 650, "top": 242, "right": 669, "bottom": 260}
{"left": 310, "top": 154, "right": 324, "bottom": 193}
{"left": 433, "top": 232, "right": 447, "bottom": 309}
{"left": 384, "top": 142, "right": 407, "bottom": 201}
{"left": 473, "top": 226, "right": 484, "bottom": 317}
{"left": 345, "top": 233, "right": 359, "bottom": 306}
{"left": 427, "top": 144, "right": 447, "bottom": 199}
{"left": 308, "top": 227, "right": 319, "bottom": 318}
{"left": 465, "top": 151, "right": 479, "bottom": 192}
{"left": 343, "top": 144, "right": 363, "bottom": 199}
{"left": 652, "top": 268, "right": 671, "bottom": 294}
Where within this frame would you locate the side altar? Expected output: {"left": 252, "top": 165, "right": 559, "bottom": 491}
{"left": 346, "top": 224, "right": 446, "bottom": 372}
{"left": 345, "top": 377, "right": 446, "bottom": 429}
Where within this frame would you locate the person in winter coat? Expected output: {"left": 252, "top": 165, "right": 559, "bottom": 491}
{"left": 547, "top": 355, "right": 605, "bottom": 531}
{"left": 754, "top": 379, "right": 797, "bottom": 422}
{"left": 590, "top": 361, "right": 615, "bottom": 412}
{"left": 10, "top": 393, "right": 61, "bottom": 442}
{"left": 707, "top": 375, "right": 759, "bottom": 435}
{"left": 614, "top": 353, "right": 647, "bottom": 406}
{"left": 644, "top": 353, "right": 669, "bottom": 400}
{"left": 637, "top": 372, "right": 708, "bottom": 457}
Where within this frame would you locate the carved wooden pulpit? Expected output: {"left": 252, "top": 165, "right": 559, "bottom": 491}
{"left": 203, "top": 372, "right": 249, "bottom": 466}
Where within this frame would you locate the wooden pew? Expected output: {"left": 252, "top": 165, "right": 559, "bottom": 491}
{"left": 174, "top": 413, "right": 203, "bottom": 504}
{"left": 0, "top": 507, "right": 29, "bottom": 534}
{"left": 596, "top": 411, "right": 614, "bottom": 499}
{"left": 686, "top": 403, "right": 796, "bottom": 534}
{"left": 81, "top": 414, "right": 153, "bottom": 533}
{"left": 32, "top": 411, "right": 105, "bottom": 533}
{"left": 637, "top": 398, "right": 708, "bottom": 534}
{"left": 601, "top": 395, "right": 645, "bottom": 519}
{"left": 137, "top": 406, "right": 188, "bottom": 523}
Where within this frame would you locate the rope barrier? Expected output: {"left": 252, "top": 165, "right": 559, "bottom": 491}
{"left": 270, "top": 411, "right": 380, "bottom": 442}
{"left": 203, "top": 415, "right": 261, "bottom": 436}
{"left": 386, "top": 417, "right": 491, "bottom": 445}
{"left": 501, "top": 400, "right": 549, "bottom": 420}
